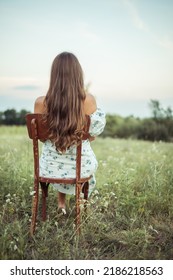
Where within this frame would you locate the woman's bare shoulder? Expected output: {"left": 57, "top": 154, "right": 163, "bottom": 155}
{"left": 84, "top": 93, "right": 97, "bottom": 115}
{"left": 34, "top": 96, "right": 46, "bottom": 113}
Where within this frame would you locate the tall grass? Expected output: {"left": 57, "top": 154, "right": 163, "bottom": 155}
{"left": 0, "top": 126, "right": 173, "bottom": 260}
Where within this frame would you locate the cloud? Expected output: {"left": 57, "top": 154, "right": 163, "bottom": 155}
{"left": 0, "top": 77, "right": 47, "bottom": 102}
{"left": 158, "top": 36, "right": 173, "bottom": 51}
{"left": 122, "top": 0, "right": 148, "bottom": 32}
{"left": 0, "top": 76, "right": 48, "bottom": 93}
{"left": 13, "top": 85, "right": 40, "bottom": 91}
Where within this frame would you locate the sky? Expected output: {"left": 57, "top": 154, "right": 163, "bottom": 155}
{"left": 0, "top": 0, "right": 173, "bottom": 117}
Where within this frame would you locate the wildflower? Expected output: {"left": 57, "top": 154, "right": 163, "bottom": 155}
{"left": 89, "top": 199, "right": 95, "bottom": 204}
{"left": 103, "top": 201, "right": 109, "bottom": 208}
{"left": 148, "top": 225, "right": 158, "bottom": 234}
{"left": 14, "top": 245, "right": 18, "bottom": 251}
{"left": 110, "top": 192, "right": 117, "bottom": 198}
{"left": 30, "top": 191, "right": 36, "bottom": 196}
{"left": 93, "top": 190, "right": 99, "bottom": 195}
{"left": 129, "top": 168, "right": 135, "bottom": 171}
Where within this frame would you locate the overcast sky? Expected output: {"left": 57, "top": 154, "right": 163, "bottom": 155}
{"left": 0, "top": 0, "right": 173, "bottom": 117}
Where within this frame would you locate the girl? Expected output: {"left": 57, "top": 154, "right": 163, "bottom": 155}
{"left": 34, "top": 52, "right": 106, "bottom": 213}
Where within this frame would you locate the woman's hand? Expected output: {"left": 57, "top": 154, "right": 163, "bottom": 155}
{"left": 89, "top": 136, "right": 95, "bottom": 142}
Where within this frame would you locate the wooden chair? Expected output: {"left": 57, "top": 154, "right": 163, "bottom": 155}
{"left": 25, "top": 113, "right": 91, "bottom": 235}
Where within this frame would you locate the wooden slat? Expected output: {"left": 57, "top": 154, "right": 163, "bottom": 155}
{"left": 25, "top": 113, "right": 90, "bottom": 140}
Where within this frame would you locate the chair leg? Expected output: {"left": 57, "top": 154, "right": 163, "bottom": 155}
{"left": 30, "top": 179, "right": 39, "bottom": 236}
{"left": 83, "top": 181, "right": 89, "bottom": 214}
{"left": 75, "top": 183, "right": 81, "bottom": 235}
{"left": 40, "top": 182, "right": 49, "bottom": 221}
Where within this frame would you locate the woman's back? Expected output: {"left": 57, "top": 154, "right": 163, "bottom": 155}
{"left": 34, "top": 93, "right": 97, "bottom": 117}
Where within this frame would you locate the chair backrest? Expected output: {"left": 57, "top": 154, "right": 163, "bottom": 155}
{"left": 25, "top": 113, "right": 90, "bottom": 141}
{"left": 25, "top": 113, "right": 91, "bottom": 181}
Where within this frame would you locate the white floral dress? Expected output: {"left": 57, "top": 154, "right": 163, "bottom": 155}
{"left": 39, "top": 108, "right": 106, "bottom": 195}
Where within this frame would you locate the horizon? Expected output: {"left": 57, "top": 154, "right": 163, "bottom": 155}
{"left": 0, "top": 0, "right": 173, "bottom": 118}
{"left": 0, "top": 97, "right": 172, "bottom": 120}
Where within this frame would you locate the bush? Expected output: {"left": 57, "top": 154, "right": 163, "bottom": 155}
{"left": 137, "top": 119, "right": 170, "bottom": 141}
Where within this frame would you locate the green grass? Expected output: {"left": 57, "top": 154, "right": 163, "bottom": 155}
{"left": 0, "top": 126, "right": 173, "bottom": 260}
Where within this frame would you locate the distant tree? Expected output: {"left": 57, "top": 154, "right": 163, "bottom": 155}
{"left": 137, "top": 119, "right": 169, "bottom": 141}
{"left": 18, "top": 109, "right": 30, "bottom": 125}
{"left": 0, "top": 111, "right": 4, "bottom": 125}
{"left": 142, "top": 100, "right": 173, "bottom": 141}
{"left": 3, "top": 109, "right": 17, "bottom": 125}
{"left": 101, "top": 114, "right": 120, "bottom": 138}
{"left": 149, "top": 99, "right": 173, "bottom": 121}
{"left": 149, "top": 100, "right": 164, "bottom": 120}
{"left": 164, "top": 106, "right": 173, "bottom": 119}
{"left": 0, "top": 108, "right": 30, "bottom": 125}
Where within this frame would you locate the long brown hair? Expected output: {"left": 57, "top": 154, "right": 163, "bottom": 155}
{"left": 44, "top": 52, "right": 86, "bottom": 152}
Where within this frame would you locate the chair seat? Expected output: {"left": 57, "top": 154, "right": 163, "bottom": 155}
{"left": 39, "top": 176, "right": 91, "bottom": 185}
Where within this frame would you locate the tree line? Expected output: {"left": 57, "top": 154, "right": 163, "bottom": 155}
{"left": 0, "top": 100, "right": 173, "bottom": 142}
{"left": 0, "top": 109, "right": 30, "bottom": 125}
{"left": 101, "top": 100, "right": 173, "bottom": 142}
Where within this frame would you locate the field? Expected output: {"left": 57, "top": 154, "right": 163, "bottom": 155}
{"left": 0, "top": 126, "right": 173, "bottom": 260}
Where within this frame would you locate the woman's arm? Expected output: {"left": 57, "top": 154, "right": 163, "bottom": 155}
{"left": 84, "top": 93, "right": 97, "bottom": 115}
{"left": 34, "top": 96, "right": 46, "bottom": 113}
{"left": 34, "top": 96, "right": 46, "bottom": 142}
{"left": 84, "top": 94, "right": 97, "bottom": 142}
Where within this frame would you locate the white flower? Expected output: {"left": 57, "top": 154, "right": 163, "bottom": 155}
{"left": 14, "top": 245, "right": 18, "bottom": 251}
{"left": 103, "top": 201, "right": 109, "bottom": 208}
{"left": 93, "top": 190, "right": 99, "bottom": 195}
{"left": 110, "top": 192, "right": 117, "bottom": 198}
{"left": 30, "top": 191, "right": 36, "bottom": 196}
{"left": 149, "top": 225, "right": 158, "bottom": 234}
{"left": 129, "top": 168, "right": 135, "bottom": 172}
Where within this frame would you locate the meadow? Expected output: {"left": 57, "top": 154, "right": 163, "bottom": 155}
{"left": 0, "top": 126, "right": 173, "bottom": 260}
